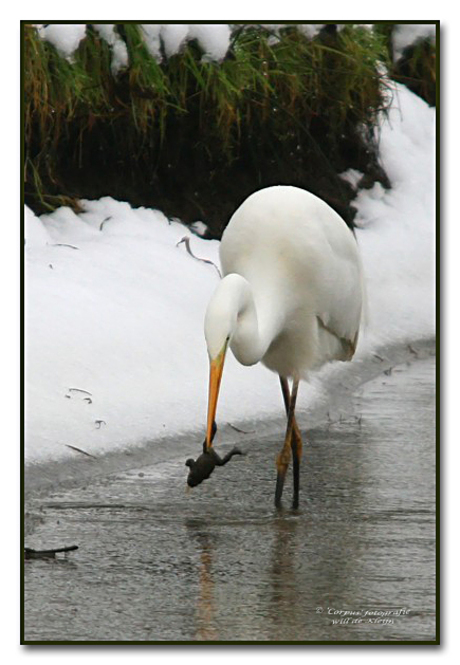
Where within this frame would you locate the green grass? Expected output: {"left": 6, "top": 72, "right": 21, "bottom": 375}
{"left": 22, "top": 23, "right": 435, "bottom": 225}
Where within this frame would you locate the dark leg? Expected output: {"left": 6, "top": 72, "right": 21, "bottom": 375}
{"left": 275, "top": 378, "right": 300, "bottom": 508}
{"left": 279, "top": 376, "right": 291, "bottom": 414}
{"left": 279, "top": 377, "right": 303, "bottom": 509}
{"left": 291, "top": 438, "right": 300, "bottom": 510}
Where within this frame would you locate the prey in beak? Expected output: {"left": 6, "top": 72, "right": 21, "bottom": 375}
{"left": 185, "top": 339, "right": 245, "bottom": 488}
{"left": 185, "top": 421, "right": 245, "bottom": 488}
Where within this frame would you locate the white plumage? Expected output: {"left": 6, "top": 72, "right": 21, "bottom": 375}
{"left": 203, "top": 185, "right": 365, "bottom": 507}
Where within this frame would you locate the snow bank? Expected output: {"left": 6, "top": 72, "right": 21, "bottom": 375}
{"left": 36, "top": 24, "right": 86, "bottom": 60}
{"left": 93, "top": 24, "right": 128, "bottom": 75}
{"left": 25, "top": 201, "right": 288, "bottom": 464}
{"left": 392, "top": 24, "right": 436, "bottom": 61}
{"left": 36, "top": 23, "right": 233, "bottom": 63}
{"left": 353, "top": 82, "right": 436, "bottom": 349}
{"left": 187, "top": 24, "right": 231, "bottom": 61}
{"left": 37, "top": 22, "right": 436, "bottom": 65}
{"left": 25, "top": 83, "right": 435, "bottom": 466}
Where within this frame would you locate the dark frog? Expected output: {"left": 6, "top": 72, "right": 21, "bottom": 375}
{"left": 186, "top": 422, "right": 245, "bottom": 487}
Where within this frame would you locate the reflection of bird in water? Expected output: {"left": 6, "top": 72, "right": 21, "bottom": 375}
{"left": 269, "top": 517, "right": 302, "bottom": 638}
{"left": 203, "top": 186, "right": 364, "bottom": 508}
{"left": 186, "top": 527, "right": 218, "bottom": 641}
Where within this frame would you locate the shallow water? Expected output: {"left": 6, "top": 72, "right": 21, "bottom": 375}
{"left": 24, "top": 356, "right": 436, "bottom": 643}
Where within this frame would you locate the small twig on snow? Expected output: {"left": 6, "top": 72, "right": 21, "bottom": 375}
{"left": 50, "top": 243, "right": 80, "bottom": 250}
{"left": 227, "top": 422, "right": 256, "bottom": 434}
{"left": 64, "top": 444, "right": 97, "bottom": 459}
{"left": 99, "top": 216, "right": 112, "bottom": 231}
{"left": 176, "top": 236, "right": 221, "bottom": 277}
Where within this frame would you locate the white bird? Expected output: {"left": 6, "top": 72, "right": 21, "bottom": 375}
{"left": 204, "top": 185, "right": 365, "bottom": 508}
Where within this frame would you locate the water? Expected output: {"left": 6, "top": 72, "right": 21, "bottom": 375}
{"left": 24, "top": 355, "right": 436, "bottom": 643}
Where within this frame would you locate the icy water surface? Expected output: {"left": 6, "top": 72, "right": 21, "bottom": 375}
{"left": 24, "top": 356, "right": 436, "bottom": 642}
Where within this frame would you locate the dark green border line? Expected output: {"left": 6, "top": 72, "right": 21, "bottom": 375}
{"left": 20, "top": 19, "right": 440, "bottom": 647}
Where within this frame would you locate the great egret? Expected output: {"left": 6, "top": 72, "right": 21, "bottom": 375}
{"left": 204, "top": 185, "right": 364, "bottom": 508}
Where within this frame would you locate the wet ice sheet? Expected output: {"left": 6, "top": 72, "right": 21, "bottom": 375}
{"left": 24, "top": 356, "right": 436, "bottom": 642}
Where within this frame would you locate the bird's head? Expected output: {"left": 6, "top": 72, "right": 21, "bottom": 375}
{"left": 203, "top": 273, "right": 258, "bottom": 447}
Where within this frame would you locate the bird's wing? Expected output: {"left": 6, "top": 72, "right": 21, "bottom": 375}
{"left": 316, "top": 315, "right": 359, "bottom": 361}
{"left": 314, "top": 238, "right": 364, "bottom": 361}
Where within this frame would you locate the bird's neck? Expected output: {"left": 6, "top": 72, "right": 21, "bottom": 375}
{"left": 219, "top": 273, "right": 282, "bottom": 366}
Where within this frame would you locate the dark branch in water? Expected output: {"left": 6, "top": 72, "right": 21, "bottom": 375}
{"left": 176, "top": 236, "right": 222, "bottom": 277}
{"left": 25, "top": 545, "right": 78, "bottom": 559}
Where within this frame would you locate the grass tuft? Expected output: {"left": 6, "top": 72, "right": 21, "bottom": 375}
{"left": 23, "top": 23, "right": 435, "bottom": 230}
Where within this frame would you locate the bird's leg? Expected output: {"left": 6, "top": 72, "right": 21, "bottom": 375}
{"left": 280, "top": 377, "right": 303, "bottom": 509}
{"left": 291, "top": 423, "right": 302, "bottom": 510}
{"left": 279, "top": 375, "right": 291, "bottom": 414}
{"left": 275, "top": 377, "right": 300, "bottom": 508}
{"left": 279, "top": 378, "right": 302, "bottom": 442}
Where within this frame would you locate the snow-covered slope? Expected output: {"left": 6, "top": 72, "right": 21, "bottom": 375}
{"left": 25, "top": 83, "right": 435, "bottom": 466}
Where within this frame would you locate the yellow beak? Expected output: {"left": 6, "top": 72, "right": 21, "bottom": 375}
{"left": 206, "top": 343, "right": 228, "bottom": 448}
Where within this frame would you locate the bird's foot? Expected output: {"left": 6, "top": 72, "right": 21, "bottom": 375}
{"left": 275, "top": 464, "right": 288, "bottom": 508}
{"left": 275, "top": 444, "right": 291, "bottom": 502}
